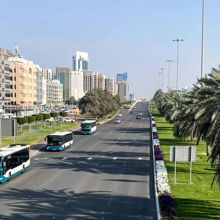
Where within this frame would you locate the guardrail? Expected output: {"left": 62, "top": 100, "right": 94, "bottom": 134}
{"left": 148, "top": 109, "right": 161, "bottom": 220}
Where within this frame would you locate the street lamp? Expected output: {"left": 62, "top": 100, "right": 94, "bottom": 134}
{"left": 166, "top": 59, "right": 173, "bottom": 91}
{"left": 201, "top": 0, "right": 205, "bottom": 78}
{"left": 173, "top": 39, "right": 184, "bottom": 90}
{"left": 158, "top": 71, "right": 163, "bottom": 91}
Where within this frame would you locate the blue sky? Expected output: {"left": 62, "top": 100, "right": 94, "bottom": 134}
{"left": 1, "top": 0, "right": 220, "bottom": 97}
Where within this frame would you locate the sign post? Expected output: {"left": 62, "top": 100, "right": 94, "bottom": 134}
{"left": 170, "top": 146, "right": 197, "bottom": 183}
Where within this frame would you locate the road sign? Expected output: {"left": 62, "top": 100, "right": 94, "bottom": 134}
{"left": 170, "top": 146, "right": 197, "bottom": 183}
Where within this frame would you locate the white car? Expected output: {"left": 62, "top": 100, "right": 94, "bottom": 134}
{"left": 63, "top": 117, "right": 75, "bottom": 122}
{"left": 45, "top": 117, "right": 55, "bottom": 122}
{"left": 118, "top": 113, "right": 122, "bottom": 117}
{"left": 115, "top": 118, "right": 121, "bottom": 124}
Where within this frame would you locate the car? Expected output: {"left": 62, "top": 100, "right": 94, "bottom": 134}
{"left": 118, "top": 113, "right": 122, "bottom": 117}
{"left": 115, "top": 118, "right": 121, "bottom": 124}
{"left": 130, "top": 111, "right": 133, "bottom": 114}
{"left": 63, "top": 117, "right": 75, "bottom": 122}
{"left": 136, "top": 115, "right": 141, "bottom": 119}
{"left": 46, "top": 117, "right": 55, "bottom": 122}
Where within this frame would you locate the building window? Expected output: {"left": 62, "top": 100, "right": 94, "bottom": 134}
{"left": 14, "top": 68, "right": 16, "bottom": 73}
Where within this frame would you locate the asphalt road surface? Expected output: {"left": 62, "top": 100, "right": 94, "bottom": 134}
{"left": 0, "top": 102, "right": 157, "bottom": 220}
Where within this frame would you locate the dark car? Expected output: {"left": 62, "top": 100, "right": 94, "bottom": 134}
{"left": 136, "top": 115, "right": 141, "bottom": 119}
{"left": 130, "top": 111, "right": 133, "bottom": 114}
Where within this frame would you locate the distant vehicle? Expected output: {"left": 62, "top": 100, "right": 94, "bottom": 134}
{"left": 45, "top": 117, "right": 55, "bottom": 122}
{"left": 81, "top": 120, "right": 96, "bottom": 135}
{"left": 136, "top": 115, "right": 141, "bottom": 119}
{"left": 115, "top": 118, "right": 121, "bottom": 124}
{"left": 46, "top": 131, "right": 73, "bottom": 151}
{"left": 152, "top": 127, "right": 157, "bottom": 132}
{"left": 0, "top": 144, "right": 30, "bottom": 183}
{"left": 140, "top": 113, "right": 143, "bottom": 116}
{"left": 118, "top": 113, "right": 122, "bottom": 117}
{"left": 130, "top": 111, "right": 133, "bottom": 114}
{"left": 63, "top": 117, "right": 75, "bottom": 122}
{"left": 152, "top": 132, "right": 159, "bottom": 139}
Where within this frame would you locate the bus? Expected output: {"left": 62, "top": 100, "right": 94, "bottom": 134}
{"left": 81, "top": 120, "right": 97, "bottom": 135}
{"left": 46, "top": 131, "right": 73, "bottom": 151}
{"left": 0, "top": 144, "right": 30, "bottom": 183}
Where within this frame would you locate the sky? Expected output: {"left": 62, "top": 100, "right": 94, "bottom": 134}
{"left": 1, "top": 0, "right": 220, "bottom": 98}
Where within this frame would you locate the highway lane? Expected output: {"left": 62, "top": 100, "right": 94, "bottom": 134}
{"left": 0, "top": 102, "right": 157, "bottom": 220}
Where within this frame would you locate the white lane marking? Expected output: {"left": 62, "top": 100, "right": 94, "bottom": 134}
{"left": 34, "top": 157, "right": 47, "bottom": 161}
{"left": 87, "top": 157, "right": 92, "bottom": 160}
{"left": 113, "top": 157, "right": 117, "bottom": 160}
{"left": 138, "top": 157, "right": 142, "bottom": 160}
{"left": 62, "top": 157, "right": 67, "bottom": 160}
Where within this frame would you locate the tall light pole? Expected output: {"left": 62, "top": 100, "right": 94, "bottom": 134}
{"left": 166, "top": 60, "right": 173, "bottom": 91}
{"left": 158, "top": 71, "right": 163, "bottom": 91}
{"left": 201, "top": 0, "right": 205, "bottom": 78}
{"left": 173, "top": 39, "right": 184, "bottom": 91}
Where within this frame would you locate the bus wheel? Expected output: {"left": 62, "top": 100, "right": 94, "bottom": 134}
{"left": 22, "top": 165, "right": 25, "bottom": 173}
{"left": 8, "top": 172, "right": 12, "bottom": 181}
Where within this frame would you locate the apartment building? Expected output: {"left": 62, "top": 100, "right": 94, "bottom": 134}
{"left": 83, "top": 71, "right": 99, "bottom": 92}
{"left": 9, "top": 56, "right": 37, "bottom": 106}
{"left": 36, "top": 65, "right": 47, "bottom": 105}
{"left": 98, "top": 73, "right": 106, "bottom": 90}
{"left": 105, "top": 77, "right": 115, "bottom": 96}
{"left": 0, "top": 48, "right": 12, "bottom": 109}
{"left": 70, "top": 71, "right": 84, "bottom": 100}
{"left": 46, "top": 80, "right": 63, "bottom": 106}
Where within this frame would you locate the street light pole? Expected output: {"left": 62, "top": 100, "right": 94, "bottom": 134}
{"left": 201, "top": 0, "right": 205, "bottom": 78}
{"left": 166, "top": 60, "right": 173, "bottom": 91}
{"left": 173, "top": 39, "right": 184, "bottom": 91}
{"left": 158, "top": 71, "right": 163, "bottom": 91}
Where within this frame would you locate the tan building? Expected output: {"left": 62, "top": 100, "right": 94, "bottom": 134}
{"left": 9, "top": 56, "right": 37, "bottom": 106}
{"left": 98, "top": 73, "right": 106, "bottom": 90}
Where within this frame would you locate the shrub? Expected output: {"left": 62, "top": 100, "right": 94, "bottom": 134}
{"left": 43, "top": 113, "right": 51, "bottom": 120}
{"left": 17, "top": 117, "right": 28, "bottom": 125}
{"left": 60, "top": 112, "right": 67, "bottom": 117}
{"left": 51, "top": 112, "right": 59, "bottom": 118}
{"left": 154, "top": 145, "right": 164, "bottom": 160}
{"left": 27, "top": 116, "right": 35, "bottom": 123}
{"left": 159, "top": 193, "right": 176, "bottom": 219}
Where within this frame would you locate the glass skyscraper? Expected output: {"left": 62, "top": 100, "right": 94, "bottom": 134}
{"left": 116, "top": 72, "right": 128, "bottom": 81}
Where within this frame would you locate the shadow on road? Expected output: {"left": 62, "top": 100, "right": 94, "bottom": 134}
{"left": 0, "top": 188, "right": 155, "bottom": 220}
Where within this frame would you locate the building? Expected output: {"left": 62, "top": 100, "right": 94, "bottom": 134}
{"left": 0, "top": 48, "right": 12, "bottom": 109}
{"left": 9, "top": 56, "right": 37, "bottom": 106}
{"left": 36, "top": 65, "right": 47, "bottom": 106}
{"left": 56, "top": 67, "right": 71, "bottom": 102}
{"left": 69, "top": 71, "right": 84, "bottom": 100}
{"left": 46, "top": 80, "right": 63, "bottom": 106}
{"left": 116, "top": 72, "right": 128, "bottom": 81}
{"left": 105, "top": 77, "right": 115, "bottom": 96}
{"left": 117, "top": 81, "right": 129, "bottom": 102}
{"left": 72, "top": 51, "right": 89, "bottom": 71}
{"left": 98, "top": 73, "right": 106, "bottom": 90}
{"left": 83, "top": 71, "right": 99, "bottom": 92}
{"left": 42, "top": 68, "right": 53, "bottom": 80}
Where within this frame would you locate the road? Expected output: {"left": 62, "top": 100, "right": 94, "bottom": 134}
{"left": 0, "top": 102, "right": 157, "bottom": 220}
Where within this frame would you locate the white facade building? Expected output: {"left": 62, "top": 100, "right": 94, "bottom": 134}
{"left": 36, "top": 65, "right": 47, "bottom": 105}
{"left": 46, "top": 80, "right": 63, "bottom": 106}
{"left": 72, "top": 51, "right": 89, "bottom": 71}
{"left": 70, "top": 71, "right": 85, "bottom": 100}
{"left": 83, "top": 71, "right": 99, "bottom": 93}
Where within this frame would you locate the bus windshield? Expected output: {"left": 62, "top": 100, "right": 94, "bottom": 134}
{"left": 81, "top": 124, "right": 91, "bottom": 130}
{"left": 47, "top": 136, "right": 63, "bottom": 146}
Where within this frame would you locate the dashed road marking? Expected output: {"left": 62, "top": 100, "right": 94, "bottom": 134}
{"left": 113, "top": 157, "right": 117, "bottom": 160}
{"left": 87, "top": 157, "right": 92, "bottom": 160}
{"left": 62, "top": 157, "right": 67, "bottom": 160}
{"left": 138, "top": 157, "right": 142, "bottom": 160}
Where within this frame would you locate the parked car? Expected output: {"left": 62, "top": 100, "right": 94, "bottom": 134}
{"left": 115, "top": 118, "right": 121, "bottom": 124}
{"left": 136, "top": 115, "right": 141, "bottom": 119}
{"left": 46, "top": 117, "right": 55, "bottom": 122}
{"left": 63, "top": 117, "right": 75, "bottom": 122}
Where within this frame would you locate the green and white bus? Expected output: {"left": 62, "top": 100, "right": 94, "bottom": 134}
{"left": 46, "top": 131, "right": 73, "bottom": 151}
{"left": 0, "top": 144, "right": 30, "bottom": 184}
{"left": 81, "top": 120, "right": 97, "bottom": 134}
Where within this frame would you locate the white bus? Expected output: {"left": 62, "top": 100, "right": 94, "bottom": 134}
{"left": 81, "top": 120, "right": 97, "bottom": 135}
{"left": 46, "top": 131, "right": 73, "bottom": 151}
{"left": 0, "top": 144, "right": 30, "bottom": 184}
